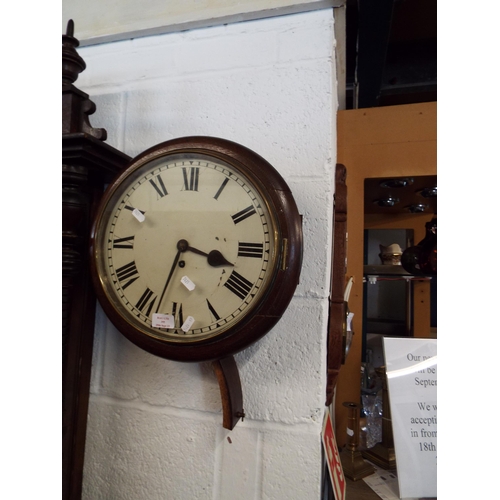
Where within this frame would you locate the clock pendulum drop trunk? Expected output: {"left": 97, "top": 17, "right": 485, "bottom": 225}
{"left": 62, "top": 20, "right": 130, "bottom": 500}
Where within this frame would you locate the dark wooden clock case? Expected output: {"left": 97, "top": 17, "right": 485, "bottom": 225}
{"left": 90, "top": 136, "right": 303, "bottom": 364}
{"left": 62, "top": 21, "right": 131, "bottom": 500}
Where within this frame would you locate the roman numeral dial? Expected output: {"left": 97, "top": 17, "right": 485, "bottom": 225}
{"left": 171, "top": 302, "right": 184, "bottom": 328}
{"left": 91, "top": 136, "right": 302, "bottom": 365}
{"left": 206, "top": 299, "right": 221, "bottom": 321}
{"left": 98, "top": 149, "right": 277, "bottom": 343}
{"left": 113, "top": 235, "right": 134, "bottom": 249}
{"left": 231, "top": 205, "right": 256, "bottom": 224}
{"left": 149, "top": 174, "right": 168, "bottom": 198}
{"left": 136, "top": 288, "right": 157, "bottom": 317}
{"left": 238, "top": 242, "right": 264, "bottom": 258}
{"left": 182, "top": 167, "right": 199, "bottom": 191}
{"left": 115, "top": 261, "right": 139, "bottom": 289}
{"left": 224, "top": 270, "right": 254, "bottom": 300}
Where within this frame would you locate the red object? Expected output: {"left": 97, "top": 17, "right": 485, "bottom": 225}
{"left": 322, "top": 410, "right": 346, "bottom": 500}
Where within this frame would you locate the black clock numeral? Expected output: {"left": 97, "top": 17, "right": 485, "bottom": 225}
{"left": 113, "top": 235, "right": 135, "bottom": 249}
{"left": 124, "top": 205, "right": 145, "bottom": 215}
{"left": 135, "top": 288, "right": 157, "bottom": 317}
{"left": 115, "top": 261, "right": 139, "bottom": 289}
{"left": 214, "top": 177, "right": 229, "bottom": 200}
{"left": 206, "top": 299, "right": 221, "bottom": 321}
{"left": 182, "top": 167, "right": 199, "bottom": 191}
{"left": 224, "top": 270, "right": 254, "bottom": 300}
{"left": 149, "top": 174, "right": 168, "bottom": 198}
{"left": 238, "top": 242, "right": 264, "bottom": 259}
{"left": 172, "top": 302, "right": 184, "bottom": 328}
{"left": 231, "top": 205, "right": 256, "bottom": 224}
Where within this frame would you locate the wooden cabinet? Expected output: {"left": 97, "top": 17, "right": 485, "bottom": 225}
{"left": 335, "top": 103, "right": 437, "bottom": 446}
{"left": 62, "top": 22, "right": 131, "bottom": 499}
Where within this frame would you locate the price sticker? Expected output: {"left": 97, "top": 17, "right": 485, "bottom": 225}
{"left": 181, "top": 276, "right": 196, "bottom": 291}
{"left": 181, "top": 316, "right": 195, "bottom": 332}
{"left": 152, "top": 313, "right": 175, "bottom": 329}
{"left": 132, "top": 208, "right": 145, "bottom": 222}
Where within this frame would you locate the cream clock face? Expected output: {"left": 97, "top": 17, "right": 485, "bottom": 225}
{"left": 93, "top": 151, "right": 278, "bottom": 343}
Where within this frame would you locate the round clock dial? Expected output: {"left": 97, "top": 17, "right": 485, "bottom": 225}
{"left": 91, "top": 137, "right": 302, "bottom": 362}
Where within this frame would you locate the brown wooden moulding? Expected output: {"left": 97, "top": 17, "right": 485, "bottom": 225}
{"left": 326, "top": 164, "right": 348, "bottom": 406}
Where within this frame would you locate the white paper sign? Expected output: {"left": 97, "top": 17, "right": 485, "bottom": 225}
{"left": 383, "top": 338, "right": 437, "bottom": 500}
{"left": 363, "top": 465, "right": 399, "bottom": 500}
{"left": 152, "top": 313, "right": 175, "bottom": 329}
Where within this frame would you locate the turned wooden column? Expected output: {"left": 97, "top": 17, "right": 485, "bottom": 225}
{"left": 62, "top": 20, "right": 131, "bottom": 500}
{"left": 326, "top": 164, "right": 348, "bottom": 405}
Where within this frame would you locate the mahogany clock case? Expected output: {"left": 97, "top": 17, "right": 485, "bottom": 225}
{"left": 90, "top": 136, "right": 303, "bottom": 363}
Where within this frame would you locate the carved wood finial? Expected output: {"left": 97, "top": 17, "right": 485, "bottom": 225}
{"left": 62, "top": 19, "right": 86, "bottom": 85}
{"left": 66, "top": 19, "right": 74, "bottom": 38}
{"left": 62, "top": 20, "right": 107, "bottom": 140}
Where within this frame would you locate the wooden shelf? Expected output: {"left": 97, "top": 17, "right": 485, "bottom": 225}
{"left": 364, "top": 265, "right": 412, "bottom": 277}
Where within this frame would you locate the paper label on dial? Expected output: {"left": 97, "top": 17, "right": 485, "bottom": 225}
{"left": 132, "top": 208, "right": 145, "bottom": 222}
{"left": 152, "top": 313, "right": 175, "bottom": 329}
{"left": 181, "top": 316, "right": 195, "bottom": 332}
{"left": 346, "top": 312, "right": 354, "bottom": 332}
{"left": 180, "top": 276, "right": 196, "bottom": 291}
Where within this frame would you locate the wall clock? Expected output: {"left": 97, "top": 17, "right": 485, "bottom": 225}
{"left": 90, "top": 136, "right": 302, "bottom": 426}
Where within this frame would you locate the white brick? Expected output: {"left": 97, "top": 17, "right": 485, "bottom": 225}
{"left": 277, "top": 9, "right": 334, "bottom": 62}
{"left": 109, "top": 60, "right": 333, "bottom": 164}
{"left": 214, "top": 426, "right": 263, "bottom": 499}
{"left": 95, "top": 318, "right": 222, "bottom": 413}
{"left": 261, "top": 428, "right": 323, "bottom": 500}
{"left": 83, "top": 399, "right": 216, "bottom": 500}
{"left": 235, "top": 298, "right": 328, "bottom": 424}
{"left": 290, "top": 177, "right": 334, "bottom": 298}
{"left": 87, "top": 92, "right": 127, "bottom": 151}
{"left": 173, "top": 30, "right": 278, "bottom": 73}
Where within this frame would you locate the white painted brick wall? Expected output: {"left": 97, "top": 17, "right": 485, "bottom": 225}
{"left": 78, "top": 9, "right": 336, "bottom": 499}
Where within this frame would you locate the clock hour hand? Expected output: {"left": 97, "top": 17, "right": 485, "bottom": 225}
{"left": 206, "top": 250, "right": 234, "bottom": 267}
{"left": 179, "top": 239, "right": 233, "bottom": 267}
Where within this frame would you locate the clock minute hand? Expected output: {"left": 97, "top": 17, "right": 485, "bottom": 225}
{"left": 181, "top": 240, "right": 233, "bottom": 267}
{"left": 156, "top": 240, "right": 189, "bottom": 314}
